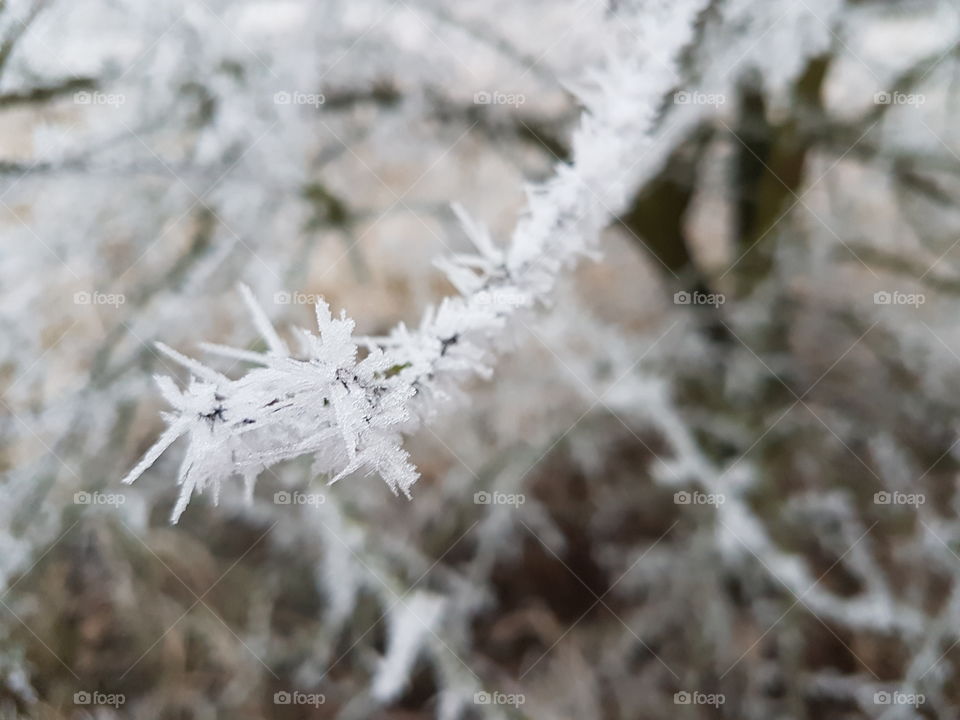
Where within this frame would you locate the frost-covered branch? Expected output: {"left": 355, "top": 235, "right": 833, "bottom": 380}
{"left": 122, "top": 0, "right": 708, "bottom": 521}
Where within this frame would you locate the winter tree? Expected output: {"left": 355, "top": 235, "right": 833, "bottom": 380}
{"left": 2, "top": 0, "right": 960, "bottom": 718}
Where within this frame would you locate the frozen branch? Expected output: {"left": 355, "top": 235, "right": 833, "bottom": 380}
{"left": 122, "top": 0, "right": 709, "bottom": 522}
